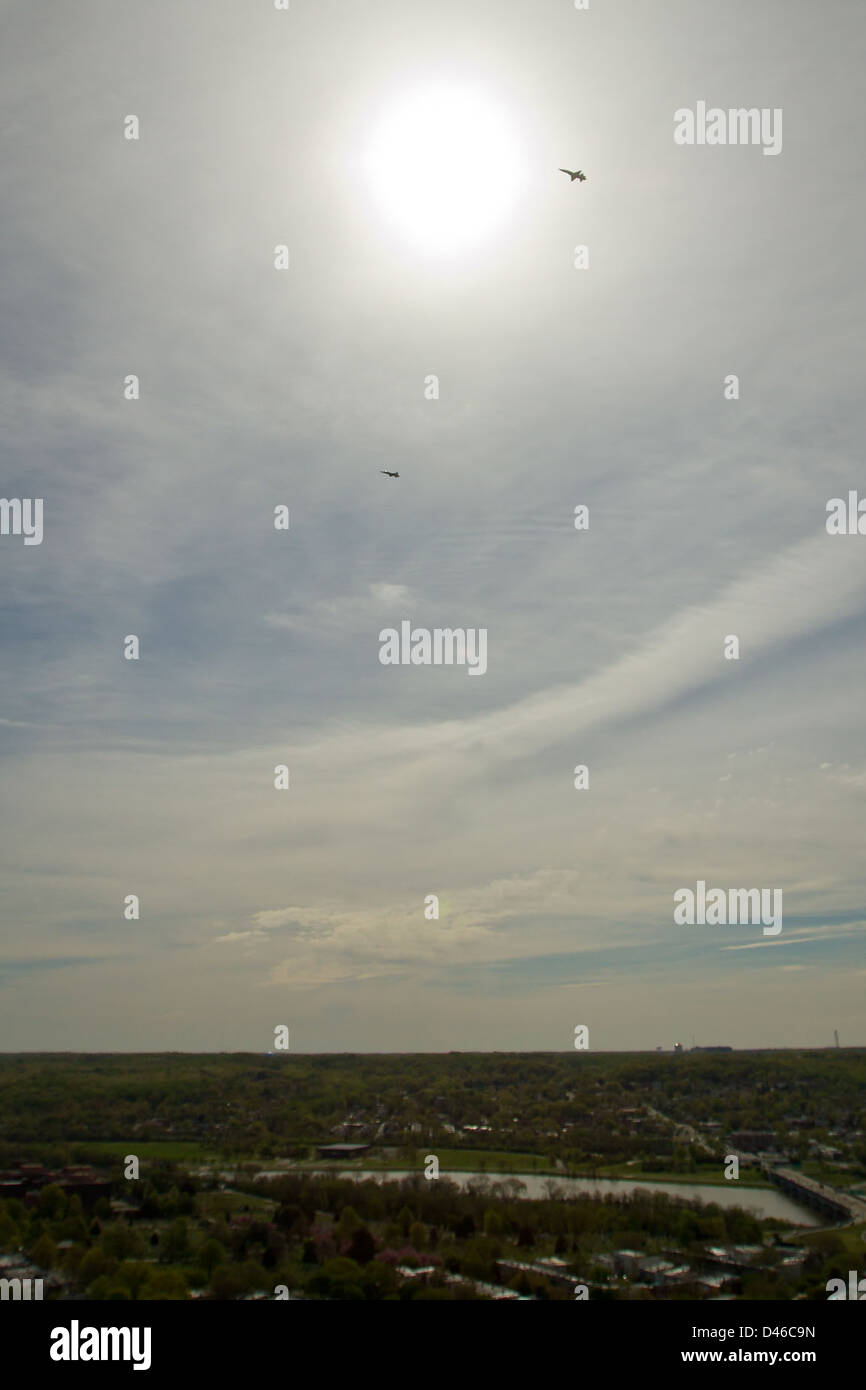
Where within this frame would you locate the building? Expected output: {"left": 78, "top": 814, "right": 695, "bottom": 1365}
{"left": 396, "top": 1265, "right": 439, "bottom": 1285}
{"left": 315, "top": 1143, "right": 372, "bottom": 1160}
{"left": 0, "top": 1162, "right": 111, "bottom": 1209}
{"left": 495, "top": 1259, "right": 582, "bottom": 1292}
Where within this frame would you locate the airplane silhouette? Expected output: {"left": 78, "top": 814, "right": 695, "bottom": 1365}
{"left": 559, "top": 168, "right": 587, "bottom": 182}
{"left": 380, "top": 470, "right": 399, "bottom": 478}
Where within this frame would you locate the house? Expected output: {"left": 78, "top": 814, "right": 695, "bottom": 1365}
{"left": 396, "top": 1266, "right": 438, "bottom": 1285}
{"left": 495, "top": 1259, "right": 581, "bottom": 1292}
{"left": 694, "top": 1273, "right": 735, "bottom": 1294}
{"left": 779, "top": 1254, "right": 806, "bottom": 1280}
{"left": 444, "top": 1274, "right": 527, "bottom": 1300}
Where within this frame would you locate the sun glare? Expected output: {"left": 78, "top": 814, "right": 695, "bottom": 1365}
{"left": 364, "top": 84, "right": 524, "bottom": 255}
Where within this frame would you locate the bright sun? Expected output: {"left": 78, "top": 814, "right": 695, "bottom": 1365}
{"left": 364, "top": 84, "right": 524, "bottom": 255}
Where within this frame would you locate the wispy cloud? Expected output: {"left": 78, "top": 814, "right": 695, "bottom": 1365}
{"left": 263, "top": 583, "right": 414, "bottom": 637}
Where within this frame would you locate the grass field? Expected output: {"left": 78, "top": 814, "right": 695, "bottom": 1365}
{"left": 69, "top": 1141, "right": 219, "bottom": 1163}
{"left": 799, "top": 1222, "right": 866, "bottom": 1258}
{"left": 590, "top": 1162, "right": 772, "bottom": 1188}
{"left": 296, "top": 1148, "right": 555, "bottom": 1175}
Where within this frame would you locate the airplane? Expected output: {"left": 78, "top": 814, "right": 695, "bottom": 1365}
{"left": 559, "top": 168, "right": 587, "bottom": 182}
{"left": 380, "top": 470, "right": 400, "bottom": 478}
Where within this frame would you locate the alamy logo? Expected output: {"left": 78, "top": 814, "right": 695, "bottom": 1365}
{"left": 379, "top": 621, "right": 487, "bottom": 675}
{"left": 0, "top": 497, "right": 43, "bottom": 545}
{"left": 674, "top": 880, "right": 782, "bottom": 936}
{"left": 826, "top": 1271, "right": 866, "bottom": 1300}
{"left": 826, "top": 492, "right": 866, "bottom": 535}
{"left": 49, "top": 1321, "right": 152, "bottom": 1371}
{"left": 674, "top": 102, "right": 782, "bottom": 156}
{"left": 0, "top": 1276, "right": 43, "bottom": 1300}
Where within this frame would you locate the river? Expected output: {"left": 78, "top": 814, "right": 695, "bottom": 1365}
{"left": 312, "top": 1169, "right": 822, "bottom": 1226}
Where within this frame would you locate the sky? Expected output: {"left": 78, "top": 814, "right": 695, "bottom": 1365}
{"left": 1, "top": 0, "right": 864, "bottom": 1051}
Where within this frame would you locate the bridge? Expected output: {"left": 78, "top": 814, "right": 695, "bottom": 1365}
{"left": 763, "top": 1165, "right": 866, "bottom": 1226}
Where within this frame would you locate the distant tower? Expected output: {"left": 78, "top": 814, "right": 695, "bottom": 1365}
{"left": 673, "top": 1042, "right": 683, "bottom": 1055}
{"left": 834, "top": 1030, "right": 840, "bottom": 1048}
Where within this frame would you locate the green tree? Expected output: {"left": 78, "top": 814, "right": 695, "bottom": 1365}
{"left": 307, "top": 1256, "right": 365, "bottom": 1300}
{"left": 347, "top": 1226, "right": 377, "bottom": 1265}
{"left": 161, "top": 1218, "right": 191, "bottom": 1264}
{"left": 60, "top": 1243, "right": 85, "bottom": 1277}
{"left": 209, "top": 1262, "right": 248, "bottom": 1299}
{"left": 29, "top": 1232, "right": 58, "bottom": 1269}
{"left": 102, "top": 1223, "right": 145, "bottom": 1261}
{"left": 38, "top": 1185, "right": 67, "bottom": 1221}
{"left": 483, "top": 1209, "right": 504, "bottom": 1237}
{"left": 59, "top": 1215, "right": 88, "bottom": 1244}
{"left": 112, "top": 1261, "right": 152, "bottom": 1300}
{"left": 161, "top": 1186, "right": 182, "bottom": 1218}
{"left": 141, "top": 1268, "right": 188, "bottom": 1300}
{"left": 337, "top": 1205, "right": 361, "bottom": 1241}
{"left": 0, "top": 1210, "right": 19, "bottom": 1248}
{"left": 78, "top": 1246, "right": 117, "bottom": 1287}
{"left": 199, "top": 1238, "right": 226, "bottom": 1277}
{"left": 86, "top": 1275, "right": 132, "bottom": 1300}
{"left": 361, "top": 1260, "right": 400, "bottom": 1299}
{"left": 460, "top": 1235, "right": 501, "bottom": 1281}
